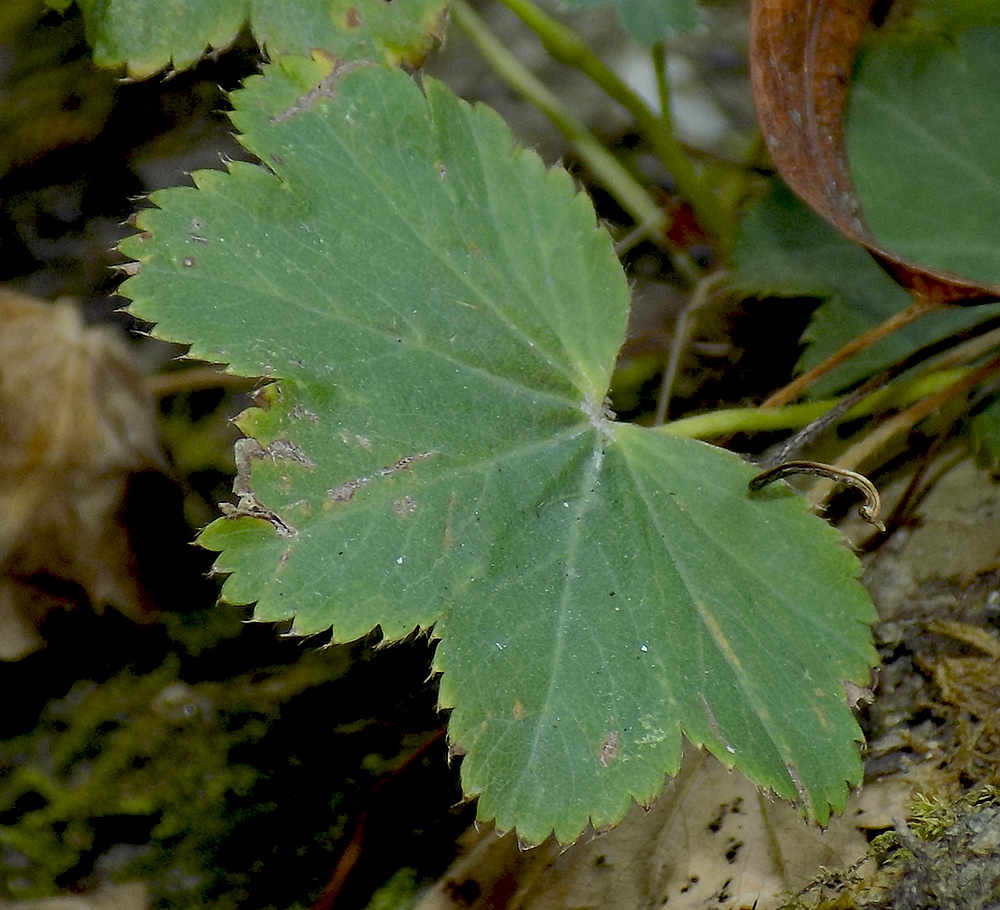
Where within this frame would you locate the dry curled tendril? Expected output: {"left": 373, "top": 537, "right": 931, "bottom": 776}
{"left": 748, "top": 460, "right": 886, "bottom": 533}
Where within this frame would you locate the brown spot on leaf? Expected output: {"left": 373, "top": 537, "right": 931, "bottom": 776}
{"left": 250, "top": 386, "right": 273, "bottom": 410}
{"left": 512, "top": 700, "right": 524, "bottom": 721}
{"left": 443, "top": 491, "right": 457, "bottom": 552}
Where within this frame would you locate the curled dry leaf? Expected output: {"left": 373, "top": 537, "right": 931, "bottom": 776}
{"left": 0, "top": 291, "right": 164, "bottom": 660}
{"left": 748, "top": 0, "right": 1000, "bottom": 303}
{"left": 416, "top": 747, "right": 899, "bottom": 910}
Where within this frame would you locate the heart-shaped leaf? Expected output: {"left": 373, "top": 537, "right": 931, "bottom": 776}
{"left": 120, "top": 56, "right": 876, "bottom": 843}
{"left": 848, "top": 27, "right": 1000, "bottom": 288}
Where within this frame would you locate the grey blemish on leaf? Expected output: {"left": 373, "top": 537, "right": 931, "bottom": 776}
{"left": 394, "top": 495, "right": 417, "bottom": 518}
{"left": 328, "top": 476, "right": 371, "bottom": 503}
{"left": 220, "top": 438, "right": 306, "bottom": 539}
{"left": 219, "top": 495, "right": 297, "bottom": 539}
{"left": 328, "top": 450, "right": 435, "bottom": 506}
{"left": 266, "top": 438, "right": 315, "bottom": 469}
{"left": 598, "top": 731, "right": 619, "bottom": 767}
{"left": 270, "top": 58, "right": 373, "bottom": 123}
{"left": 338, "top": 428, "right": 371, "bottom": 449}
{"left": 232, "top": 438, "right": 266, "bottom": 498}
{"left": 379, "top": 450, "right": 437, "bottom": 477}
{"left": 292, "top": 404, "right": 319, "bottom": 423}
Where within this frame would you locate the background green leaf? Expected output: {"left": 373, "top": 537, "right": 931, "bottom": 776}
{"left": 121, "top": 57, "right": 875, "bottom": 843}
{"left": 731, "top": 183, "right": 1000, "bottom": 397}
{"left": 561, "top": 0, "right": 700, "bottom": 43}
{"left": 892, "top": 0, "right": 1000, "bottom": 39}
{"left": 47, "top": 0, "right": 447, "bottom": 77}
{"left": 847, "top": 26, "right": 1000, "bottom": 286}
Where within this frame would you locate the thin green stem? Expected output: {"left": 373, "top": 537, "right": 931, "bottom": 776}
{"left": 496, "top": 0, "right": 730, "bottom": 241}
{"left": 659, "top": 369, "right": 968, "bottom": 439}
{"left": 651, "top": 43, "right": 672, "bottom": 132}
{"left": 450, "top": 0, "right": 698, "bottom": 282}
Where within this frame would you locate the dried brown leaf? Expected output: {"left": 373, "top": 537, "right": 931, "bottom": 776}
{"left": 416, "top": 747, "right": 890, "bottom": 910}
{"left": 0, "top": 291, "right": 164, "bottom": 659}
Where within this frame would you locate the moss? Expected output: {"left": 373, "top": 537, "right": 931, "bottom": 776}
{"left": 0, "top": 650, "right": 347, "bottom": 907}
{"left": 781, "top": 787, "right": 1000, "bottom": 910}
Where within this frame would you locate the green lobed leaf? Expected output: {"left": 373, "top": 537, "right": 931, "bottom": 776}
{"left": 121, "top": 57, "right": 875, "bottom": 843}
{"left": 731, "top": 183, "right": 1000, "bottom": 397}
{"left": 51, "top": 0, "right": 447, "bottom": 78}
{"left": 561, "top": 0, "right": 700, "bottom": 44}
{"left": 847, "top": 26, "right": 1000, "bottom": 286}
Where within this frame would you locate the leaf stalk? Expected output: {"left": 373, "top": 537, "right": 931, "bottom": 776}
{"left": 660, "top": 368, "right": 970, "bottom": 439}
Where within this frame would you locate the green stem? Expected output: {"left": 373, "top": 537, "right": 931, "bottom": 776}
{"left": 651, "top": 43, "right": 671, "bottom": 132}
{"left": 496, "top": 0, "right": 730, "bottom": 242}
{"left": 450, "top": 0, "right": 698, "bottom": 282}
{"left": 659, "top": 369, "right": 968, "bottom": 439}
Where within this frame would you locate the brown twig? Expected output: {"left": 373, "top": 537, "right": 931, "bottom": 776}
{"left": 762, "top": 294, "right": 945, "bottom": 407}
{"left": 309, "top": 725, "right": 448, "bottom": 910}
{"left": 756, "top": 311, "right": 1000, "bottom": 467}
{"left": 806, "top": 352, "right": 1000, "bottom": 524}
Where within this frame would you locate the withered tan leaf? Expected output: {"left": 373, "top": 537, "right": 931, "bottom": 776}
{"left": 417, "top": 747, "right": 895, "bottom": 910}
{"left": 0, "top": 290, "right": 164, "bottom": 659}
